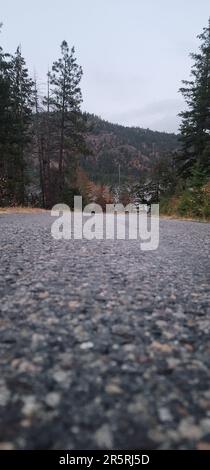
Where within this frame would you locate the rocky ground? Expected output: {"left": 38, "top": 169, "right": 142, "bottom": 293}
{"left": 0, "top": 213, "right": 210, "bottom": 450}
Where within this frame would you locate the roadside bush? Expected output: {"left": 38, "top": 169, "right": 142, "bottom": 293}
{"left": 177, "top": 187, "right": 210, "bottom": 219}
{"left": 160, "top": 179, "right": 210, "bottom": 221}
{"left": 177, "top": 191, "right": 193, "bottom": 216}
{"left": 159, "top": 196, "right": 177, "bottom": 215}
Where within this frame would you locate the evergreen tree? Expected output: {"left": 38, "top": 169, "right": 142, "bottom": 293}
{"left": 0, "top": 24, "right": 14, "bottom": 204}
{"left": 34, "top": 76, "right": 46, "bottom": 207}
{"left": 9, "top": 46, "right": 34, "bottom": 203}
{"left": 178, "top": 19, "right": 210, "bottom": 178}
{"left": 47, "top": 41, "right": 83, "bottom": 197}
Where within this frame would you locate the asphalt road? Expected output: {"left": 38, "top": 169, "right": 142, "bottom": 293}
{"left": 0, "top": 213, "right": 210, "bottom": 450}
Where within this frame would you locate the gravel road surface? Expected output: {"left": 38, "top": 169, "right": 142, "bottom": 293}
{"left": 0, "top": 213, "right": 210, "bottom": 450}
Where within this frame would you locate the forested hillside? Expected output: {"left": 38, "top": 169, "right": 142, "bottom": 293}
{"left": 82, "top": 114, "right": 178, "bottom": 185}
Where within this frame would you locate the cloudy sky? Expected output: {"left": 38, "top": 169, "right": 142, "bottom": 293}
{"left": 1, "top": 0, "right": 209, "bottom": 133}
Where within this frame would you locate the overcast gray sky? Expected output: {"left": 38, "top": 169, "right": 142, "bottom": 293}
{"left": 1, "top": 0, "right": 209, "bottom": 133}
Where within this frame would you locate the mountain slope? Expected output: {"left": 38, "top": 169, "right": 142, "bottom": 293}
{"left": 81, "top": 114, "right": 179, "bottom": 185}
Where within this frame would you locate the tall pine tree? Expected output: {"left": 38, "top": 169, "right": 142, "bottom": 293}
{"left": 0, "top": 31, "right": 34, "bottom": 205}
{"left": 47, "top": 41, "right": 83, "bottom": 198}
{"left": 9, "top": 46, "right": 34, "bottom": 204}
{"left": 178, "top": 19, "right": 210, "bottom": 179}
{"left": 0, "top": 24, "right": 14, "bottom": 204}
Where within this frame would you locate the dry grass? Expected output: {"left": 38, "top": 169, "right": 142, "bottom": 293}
{"left": 160, "top": 214, "right": 210, "bottom": 223}
{"left": 0, "top": 207, "right": 49, "bottom": 215}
